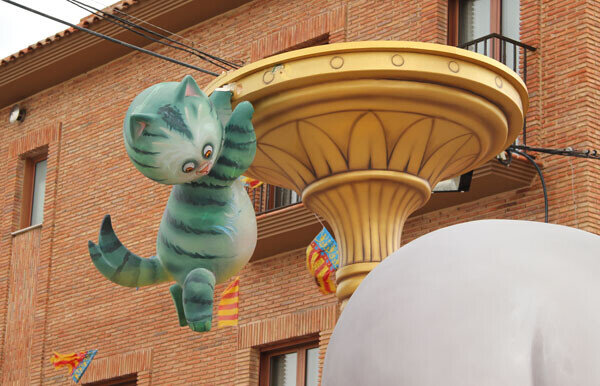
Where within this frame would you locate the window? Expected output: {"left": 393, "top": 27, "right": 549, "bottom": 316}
{"left": 272, "top": 186, "right": 301, "bottom": 209}
{"left": 449, "top": 0, "right": 521, "bottom": 74}
{"left": 260, "top": 340, "right": 319, "bottom": 386}
{"left": 20, "top": 154, "right": 47, "bottom": 228}
{"left": 249, "top": 184, "right": 302, "bottom": 214}
{"left": 449, "top": 0, "right": 520, "bottom": 44}
{"left": 83, "top": 373, "right": 137, "bottom": 386}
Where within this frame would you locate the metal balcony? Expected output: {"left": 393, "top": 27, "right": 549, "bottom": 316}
{"left": 248, "top": 183, "right": 302, "bottom": 215}
{"left": 458, "top": 33, "right": 536, "bottom": 82}
{"left": 459, "top": 33, "right": 536, "bottom": 145}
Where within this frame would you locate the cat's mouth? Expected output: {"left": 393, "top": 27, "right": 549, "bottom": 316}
{"left": 196, "top": 162, "right": 212, "bottom": 176}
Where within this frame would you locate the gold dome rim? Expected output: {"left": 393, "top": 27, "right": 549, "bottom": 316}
{"left": 204, "top": 40, "right": 528, "bottom": 113}
{"left": 205, "top": 41, "right": 528, "bottom": 153}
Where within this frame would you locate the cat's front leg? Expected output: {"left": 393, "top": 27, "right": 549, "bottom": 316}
{"left": 207, "top": 101, "right": 256, "bottom": 182}
{"left": 182, "top": 268, "right": 216, "bottom": 332}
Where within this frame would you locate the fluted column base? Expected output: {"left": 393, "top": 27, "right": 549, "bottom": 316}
{"left": 302, "top": 170, "right": 431, "bottom": 302}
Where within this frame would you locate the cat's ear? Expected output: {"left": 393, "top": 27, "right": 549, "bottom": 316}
{"left": 177, "top": 75, "right": 204, "bottom": 100}
{"left": 129, "top": 113, "right": 156, "bottom": 140}
{"left": 209, "top": 90, "right": 233, "bottom": 127}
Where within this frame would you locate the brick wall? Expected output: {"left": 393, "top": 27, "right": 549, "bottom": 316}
{"left": 0, "top": 0, "right": 598, "bottom": 384}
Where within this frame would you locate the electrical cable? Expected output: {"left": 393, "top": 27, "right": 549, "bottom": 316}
{"left": 66, "top": 0, "right": 240, "bottom": 70}
{"left": 567, "top": 158, "right": 579, "bottom": 228}
{"left": 503, "top": 143, "right": 599, "bottom": 224}
{"left": 112, "top": 8, "right": 243, "bottom": 69}
{"left": 509, "top": 144, "right": 600, "bottom": 160}
{"left": 66, "top": 0, "right": 229, "bottom": 70}
{"left": 85, "top": 0, "right": 243, "bottom": 67}
{"left": 65, "top": 0, "right": 232, "bottom": 71}
{"left": 67, "top": 0, "right": 240, "bottom": 69}
{"left": 1, "top": 0, "right": 219, "bottom": 76}
{"left": 507, "top": 148, "right": 549, "bottom": 223}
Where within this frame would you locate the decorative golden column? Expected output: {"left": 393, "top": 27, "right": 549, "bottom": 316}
{"left": 206, "top": 42, "right": 528, "bottom": 304}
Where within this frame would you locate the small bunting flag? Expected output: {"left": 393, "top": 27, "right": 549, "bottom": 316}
{"left": 306, "top": 227, "right": 339, "bottom": 294}
{"left": 51, "top": 349, "right": 97, "bottom": 383}
{"left": 240, "top": 175, "right": 263, "bottom": 189}
{"left": 218, "top": 276, "right": 240, "bottom": 327}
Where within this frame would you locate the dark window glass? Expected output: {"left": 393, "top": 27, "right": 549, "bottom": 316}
{"left": 30, "top": 159, "right": 46, "bottom": 225}
{"left": 269, "top": 352, "right": 298, "bottom": 386}
{"left": 455, "top": 0, "right": 521, "bottom": 70}
{"left": 304, "top": 347, "right": 319, "bottom": 386}
{"left": 20, "top": 153, "right": 47, "bottom": 229}
{"left": 502, "top": 0, "right": 520, "bottom": 67}
{"left": 260, "top": 341, "right": 319, "bottom": 386}
{"left": 459, "top": 0, "right": 491, "bottom": 47}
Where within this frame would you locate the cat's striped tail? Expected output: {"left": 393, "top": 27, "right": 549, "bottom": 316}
{"left": 88, "top": 215, "right": 170, "bottom": 288}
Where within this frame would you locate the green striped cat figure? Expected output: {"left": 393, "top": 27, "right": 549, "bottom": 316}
{"left": 88, "top": 75, "right": 257, "bottom": 332}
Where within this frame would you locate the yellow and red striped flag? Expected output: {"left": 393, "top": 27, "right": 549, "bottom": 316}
{"left": 306, "top": 227, "right": 339, "bottom": 295}
{"left": 217, "top": 276, "right": 239, "bottom": 328}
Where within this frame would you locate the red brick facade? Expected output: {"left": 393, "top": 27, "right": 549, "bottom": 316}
{"left": 0, "top": 0, "right": 598, "bottom": 384}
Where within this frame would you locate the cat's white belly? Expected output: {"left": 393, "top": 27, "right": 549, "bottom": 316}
{"left": 216, "top": 179, "right": 257, "bottom": 282}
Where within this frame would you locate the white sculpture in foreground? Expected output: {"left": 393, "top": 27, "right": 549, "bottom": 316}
{"left": 323, "top": 220, "right": 600, "bottom": 386}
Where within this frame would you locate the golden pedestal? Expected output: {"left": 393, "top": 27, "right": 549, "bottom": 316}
{"left": 206, "top": 42, "right": 528, "bottom": 303}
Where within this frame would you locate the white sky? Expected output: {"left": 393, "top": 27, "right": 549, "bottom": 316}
{"left": 0, "top": 0, "right": 110, "bottom": 59}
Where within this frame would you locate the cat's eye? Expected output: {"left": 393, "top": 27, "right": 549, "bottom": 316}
{"left": 182, "top": 160, "right": 197, "bottom": 173}
{"left": 203, "top": 144, "right": 213, "bottom": 159}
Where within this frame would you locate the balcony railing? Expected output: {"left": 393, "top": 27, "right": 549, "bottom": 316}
{"left": 459, "top": 33, "right": 536, "bottom": 145}
{"left": 248, "top": 183, "right": 302, "bottom": 215}
{"left": 458, "top": 33, "right": 536, "bottom": 82}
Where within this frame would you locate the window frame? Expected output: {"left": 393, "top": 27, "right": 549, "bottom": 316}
{"left": 82, "top": 373, "right": 138, "bottom": 386}
{"left": 20, "top": 153, "right": 47, "bottom": 229}
{"left": 259, "top": 337, "right": 319, "bottom": 386}
{"left": 447, "top": 0, "right": 502, "bottom": 46}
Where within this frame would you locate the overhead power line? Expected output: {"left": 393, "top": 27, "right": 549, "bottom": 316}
{"left": 85, "top": 0, "right": 243, "bottom": 67}
{"left": 110, "top": 4, "right": 243, "bottom": 68}
{"left": 65, "top": 0, "right": 230, "bottom": 71}
{"left": 508, "top": 144, "right": 600, "bottom": 160}
{"left": 501, "top": 143, "right": 599, "bottom": 224}
{"left": 506, "top": 148, "right": 549, "bottom": 223}
{"left": 65, "top": 0, "right": 240, "bottom": 70}
{"left": 1, "top": 0, "right": 219, "bottom": 76}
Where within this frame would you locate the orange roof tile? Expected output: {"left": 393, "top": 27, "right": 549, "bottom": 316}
{"left": 0, "top": 0, "right": 139, "bottom": 67}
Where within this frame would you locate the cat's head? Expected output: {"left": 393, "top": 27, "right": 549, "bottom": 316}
{"left": 123, "top": 75, "right": 223, "bottom": 184}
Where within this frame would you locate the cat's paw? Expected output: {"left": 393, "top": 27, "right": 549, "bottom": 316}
{"left": 188, "top": 318, "right": 212, "bottom": 332}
